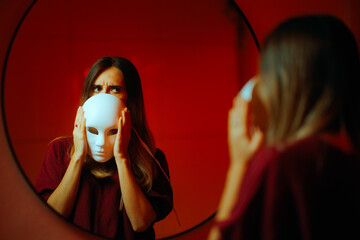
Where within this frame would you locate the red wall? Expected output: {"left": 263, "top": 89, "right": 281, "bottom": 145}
{"left": 0, "top": 0, "right": 359, "bottom": 239}
{"left": 238, "top": 0, "right": 360, "bottom": 47}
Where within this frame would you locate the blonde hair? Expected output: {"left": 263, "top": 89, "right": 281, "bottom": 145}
{"left": 259, "top": 15, "right": 360, "bottom": 148}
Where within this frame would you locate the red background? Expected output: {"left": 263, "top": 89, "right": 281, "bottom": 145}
{"left": 0, "top": 0, "right": 359, "bottom": 239}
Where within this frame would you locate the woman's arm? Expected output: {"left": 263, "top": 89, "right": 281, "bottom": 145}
{"left": 116, "top": 158, "right": 157, "bottom": 232}
{"left": 114, "top": 108, "right": 156, "bottom": 232}
{"left": 208, "top": 96, "right": 264, "bottom": 240}
{"left": 47, "top": 107, "right": 87, "bottom": 218}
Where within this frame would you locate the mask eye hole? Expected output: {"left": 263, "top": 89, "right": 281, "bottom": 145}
{"left": 107, "top": 129, "right": 118, "bottom": 136}
{"left": 87, "top": 127, "right": 98, "bottom": 135}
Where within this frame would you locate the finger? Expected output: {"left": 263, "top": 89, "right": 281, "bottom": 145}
{"left": 250, "top": 128, "right": 264, "bottom": 150}
{"left": 229, "top": 97, "right": 250, "bottom": 134}
{"left": 117, "top": 113, "right": 123, "bottom": 136}
{"left": 80, "top": 108, "right": 86, "bottom": 133}
{"left": 124, "top": 108, "right": 131, "bottom": 128}
{"left": 77, "top": 107, "right": 85, "bottom": 129}
{"left": 74, "top": 106, "right": 81, "bottom": 127}
{"left": 237, "top": 98, "right": 249, "bottom": 127}
{"left": 234, "top": 99, "right": 254, "bottom": 139}
{"left": 120, "top": 109, "right": 125, "bottom": 129}
{"left": 120, "top": 108, "right": 128, "bottom": 129}
{"left": 228, "top": 109, "right": 235, "bottom": 133}
{"left": 78, "top": 107, "right": 83, "bottom": 123}
{"left": 228, "top": 108, "right": 234, "bottom": 126}
{"left": 233, "top": 93, "right": 242, "bottom": 108}
{"left": 117, "top": 115, "right": 122, "bottom": 133}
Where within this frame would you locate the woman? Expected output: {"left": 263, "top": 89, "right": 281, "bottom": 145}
{"left": 36, "top": 57, "right": 173, "bottom": 239}
{"left": 209, "top": 15, "right": 360, "bottom": 239}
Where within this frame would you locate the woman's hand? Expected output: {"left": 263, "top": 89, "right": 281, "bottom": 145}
{"left": 114, "top": 108, "right": 132, "bottom": 161}
{"left": 113, "top": 108, "right": 156, "bottom": 232}
{"left": 47, "top": 106, "right": 87, "bottom": 217}
{"left": 228, "top": 95, "right": 264, "bottom": 166}
{"left": 209, "top": 93, "right": 265, "bottom": 227}
{"left": 72, "top": 106, "right": 87, "bottom": 160}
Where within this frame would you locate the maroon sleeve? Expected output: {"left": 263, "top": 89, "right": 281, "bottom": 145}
{"left": 217, "top": 138, "right": 360, "bottom": 240}
{"left": 146, "top": 149, "right": 173, "bottom": 222}
{"left": 215, "top": 146, "right": 278, "bottom": 240}
{"left": 216, "top": 142, "right": 316, "bottom": 240}
{"left": 35, "top": 137, "right": 72, "bottom": 201}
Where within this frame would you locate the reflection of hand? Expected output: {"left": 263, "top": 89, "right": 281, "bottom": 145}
{"left": 114, "top": 108, "right": 131, "bottom": 161}
{"left": 228, "top": 95, "right": 264, "bottom": 166}
{"left": 72, "top": 107, "right": 87, "bottom": 160}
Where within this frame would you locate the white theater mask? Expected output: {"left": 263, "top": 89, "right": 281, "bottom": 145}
{"left": 82, "top": 93, "right": 125, "bottom": 163}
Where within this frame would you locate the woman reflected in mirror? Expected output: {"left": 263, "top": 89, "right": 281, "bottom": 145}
{"left": 35, "top": 56, "right": 173, "bottom": 239}
{"left": 209, "top": 15, "right": 360, "bottom": 239}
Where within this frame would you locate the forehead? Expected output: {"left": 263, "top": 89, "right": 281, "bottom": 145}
{"left": 94, "top": 66, "right": 125, "bottom": 85}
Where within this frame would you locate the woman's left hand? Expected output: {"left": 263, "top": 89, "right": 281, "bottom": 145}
{"left": 114, "top": 107, "right": 157, "bottom": 231}
{"left": 228, "top": 94, "right": 264, "bottom": 166}
{"left": 114, "top": 108, "right": 132, "bottom": 161}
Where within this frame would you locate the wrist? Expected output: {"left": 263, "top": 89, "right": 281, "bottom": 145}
{"left": 115, "top": 154, "right": 130, "bottom": 166}
{"left": 70, "top": 154, "right": 85, "bottom": 168}
{"left": 72, "top": 151, "right": 84, "bottom": 159}
{"left": 229, "top": 158, "right": 247, "bottom": 168}
{"left": 228, "top": 161, "right": 247, "bottom": 176}
{"left": 72, "top": 146, "right": 87, "bottom": 160}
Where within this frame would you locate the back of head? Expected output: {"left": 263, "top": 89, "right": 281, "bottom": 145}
{"left": 259, "top": 15, "right": 360, "bottom": 149}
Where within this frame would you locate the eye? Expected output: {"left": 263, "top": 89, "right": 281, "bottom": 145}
{"left": 107, "top": 128, "right": 118, "bottom": 136}
{"left": 110, "top": 86, "right": 122, "bottom": 93}
{"left": 87, "top": 127, "right": 98, "bottom": 135}
{"left": 92, "top": 85, "right": 102, "bottom": 93}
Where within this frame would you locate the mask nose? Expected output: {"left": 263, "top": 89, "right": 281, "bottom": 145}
{"left": 95, "top": 133, "right": 106, "bottom": 147}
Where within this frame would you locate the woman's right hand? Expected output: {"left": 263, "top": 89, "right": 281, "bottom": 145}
{"left": 72, "top": 106, "right": 87, "bottom": 160}
{"left": 47, "top": 106, "right": 87, "bottom": 217}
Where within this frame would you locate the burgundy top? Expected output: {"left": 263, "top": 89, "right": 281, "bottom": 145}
{"left": 35, "top": 137, "right": 173, "bottom": 240}
{"left": 217, "top": 137, "right": 360, "bottom": 240}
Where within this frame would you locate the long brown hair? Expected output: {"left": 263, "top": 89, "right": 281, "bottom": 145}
{"left": 258, "top": 15, "right": 360, "bottom": 149}
{"left": 73, "top": 56, "right": 156, "bottom": 192}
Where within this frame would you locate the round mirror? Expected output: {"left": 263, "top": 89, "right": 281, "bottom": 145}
{"left": 3, "top": 0, "right": 259, "bottom": 238}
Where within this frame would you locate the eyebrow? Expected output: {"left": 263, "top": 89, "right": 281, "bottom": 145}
{"left": 91, "top": 84, "right": 123, "bottom": 88}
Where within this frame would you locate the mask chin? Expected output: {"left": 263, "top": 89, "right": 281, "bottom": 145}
{"left": 90, "top": 153, "right": 114, "bottom": 163}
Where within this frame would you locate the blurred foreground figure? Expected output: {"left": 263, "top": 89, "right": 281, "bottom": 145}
{"left": 209, "top": 15, "right": 360, "bottom": 240}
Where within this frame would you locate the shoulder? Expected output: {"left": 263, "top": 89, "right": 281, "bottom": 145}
{"left": 36, "top": 136, "right": 73, "bottom": 198}
{"left": 153, "top": 148, "right": 170, "bottom": 174}
{"left": 256, "top": 137, "right": 324, "bottom": 161}
{"left": 271, "top": 136, "right": 358, "bottom": 168}
{"left": 46, "top": 136, "right": 73, "bottom": 162}
{"left": 148, "top": 148, "right": 173, "bottom": 221}
{"left": 154, "top": 148, "right": 166, "bottom": 161}
{"left": 245, "top": 137, "right": 331, "bottom": 185}
{"left": 154, "top": 148, "right": 168, "bottom": 167}
{"left": 49, "top": 136, "right": 73, "bottom": 147}
{"left": 251, "top": 136, "right": 360, "bottom": 187}
{"left": 253, "top": 137, "right": 343, "bottom": 167}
